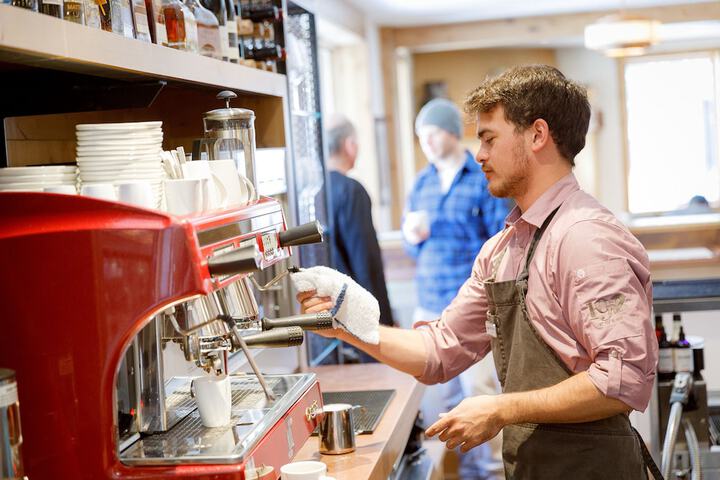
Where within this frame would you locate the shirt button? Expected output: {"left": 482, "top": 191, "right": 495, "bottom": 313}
{"left": 610, "top": 350, "right": 619, "bottom": 358}
{"left": 577, "top": 269, "right": 586, "bottom": 279}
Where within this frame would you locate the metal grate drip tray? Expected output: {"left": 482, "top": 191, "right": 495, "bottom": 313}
{"left": 314, "top": 389, "right": 395, "bottom": 435}
{"left": 120, "top": 373, "right": 316, "bottom": 465}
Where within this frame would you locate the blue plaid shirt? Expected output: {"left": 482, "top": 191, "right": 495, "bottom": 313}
{"left": 404, "top": 151, "right": 510, "bottom": 313}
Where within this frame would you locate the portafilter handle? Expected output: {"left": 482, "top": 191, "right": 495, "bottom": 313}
{"left": 278, "top": 220, "right": 324, "bottom": 247}
{"left": 261, "top": 312, "right": 333, "bottom": 331}
{"left": 207, "top": 244, "right": 259, "bottom": 277}
{"left": 239, "top": 326, "right": 304, "bottom": 348}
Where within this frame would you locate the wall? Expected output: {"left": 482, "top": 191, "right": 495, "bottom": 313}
{"left": 556, "top": 47, "right": 625, "bottom": 212}
{"left": 410, "top": 48, "right": 558, "bottom": 174}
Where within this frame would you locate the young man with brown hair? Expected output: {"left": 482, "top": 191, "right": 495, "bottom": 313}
{"left": 298, "top": 65, "right": 660, "bottom": 479}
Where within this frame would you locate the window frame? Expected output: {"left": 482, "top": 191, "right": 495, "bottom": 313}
{"left": 620, "top": 49, "right": 720, "bottom": 217}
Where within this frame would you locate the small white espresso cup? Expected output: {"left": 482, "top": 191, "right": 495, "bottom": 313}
{"left": 117, "top": 181, "right": 155, "bottom": 208}
{"left": 44, "top": 185, "right": 77, "bottom": 195}
{"left": 164, "top": 178, "right": 207, "bottom": 215}
{"left": 80, "top": 182, "right": 117, "bottom": 201}
{"left": 190, "top": 374, "right": 232, "bottom": 428}
{"left": 280, "top": 461, "right": 328, "bottom": 480}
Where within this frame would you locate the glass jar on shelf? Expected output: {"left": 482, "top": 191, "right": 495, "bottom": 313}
{"left": 184, "top": 0, "right": 221, "bottom": 59}
{"left": 63, "top": 0, "right": 85, "bottom": 24}
{"left": 39, "top": 0, "right": 63, "bottom": 18}
{"left": 11, "top": 0, "right": 39, "bottom": 12}
{"left": 110, "top": 0, "right": 136, "bottom": 38}
{"left": 130, "top": 0, "right": 152, "bottom": 41}
{"left": 199, "top": 0, "right": 229, "bottom": 61}
{"left": 83, "top": 0, "right": 101, "bottom": 28}
{"left": 162, "top": 0, "right": 198, "bottom": 52}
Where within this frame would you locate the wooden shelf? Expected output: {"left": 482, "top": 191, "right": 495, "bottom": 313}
{"left": 0, "top": 4, "right": 286, "bottom": 97}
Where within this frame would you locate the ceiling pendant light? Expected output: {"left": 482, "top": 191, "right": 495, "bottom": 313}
{"left": 584, "top": 14, "right": 661, "bottom": 57}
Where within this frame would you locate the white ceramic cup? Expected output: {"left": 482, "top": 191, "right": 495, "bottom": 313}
{"left": 80, "top": 183, "right": 117, "bottom": 201}
{"left": 280, "top": 461, "right": 328, "bottom": 480}
{"left": 208, "top": 159, "right": 256, "bottom": 207}
{"left": 117, "top": 181, "right": 155, "bottom": 209}
{"left": 164, "top": 178, "right": 207, "bottom": 215}
{"left": 191, "top": 374, "right": 232, "bottom": 428}
{"left": 43, "top": 185, "right": 77, "bottom": 195}
{"left": 181, "top": 160, "right": 227, "bottom": 209}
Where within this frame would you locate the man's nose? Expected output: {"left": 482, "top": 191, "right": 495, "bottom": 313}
{"left": 475, "top": 149, "right": 487, "bottom": 164}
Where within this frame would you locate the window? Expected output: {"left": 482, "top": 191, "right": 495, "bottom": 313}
{"left": 624, "top": 52, "right": 719, "bottom": 214}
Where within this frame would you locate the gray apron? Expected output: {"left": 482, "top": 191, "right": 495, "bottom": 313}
{"left": 483, "top": 207, "right": 662, "bottom": 480}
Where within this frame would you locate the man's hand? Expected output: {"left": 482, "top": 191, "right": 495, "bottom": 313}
{"left": 425, "top": 395, "right": 507, "bottom": 453}
{"left": 296, "top": 290, "right": 341, "bottom": 339}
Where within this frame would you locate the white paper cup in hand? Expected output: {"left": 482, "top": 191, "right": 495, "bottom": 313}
{"left": 80, "top": 183, "right": 117, "bottom": 201}
{"left": 280, "top": 461, "right": 328, "bottom": 480}
{"left": 117, "top": 181, "right": 155, "bottom": 208}
{"left": 191, "top": 374, "right": 232, "bottom": 428}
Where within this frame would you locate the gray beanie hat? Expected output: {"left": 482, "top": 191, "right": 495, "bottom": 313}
{"left": 415, "top": 98, "right": 462, "bottom": 138}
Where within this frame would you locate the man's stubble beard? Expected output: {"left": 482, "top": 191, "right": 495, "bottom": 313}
{"left": 488, "top": 138, "right": 530, "bottom": 199}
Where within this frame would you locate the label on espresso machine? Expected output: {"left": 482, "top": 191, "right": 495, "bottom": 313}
{"left": 0, "top": 382, "right": 18, "bottom": 408}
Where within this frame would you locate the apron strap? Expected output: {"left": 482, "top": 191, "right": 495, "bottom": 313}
{"left": 631, "top": 426, "right": 664, "bottom": 480}
{"left": 517, "top": 205, "right": 562, "bottom": 284}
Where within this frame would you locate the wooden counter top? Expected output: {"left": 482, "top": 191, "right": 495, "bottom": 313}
{"left": 294, "top": 363, "right": 425, "bottom": 480}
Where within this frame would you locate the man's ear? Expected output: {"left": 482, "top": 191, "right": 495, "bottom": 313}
{"left": 529, "top": 118, "right": 550, "bottom": 153}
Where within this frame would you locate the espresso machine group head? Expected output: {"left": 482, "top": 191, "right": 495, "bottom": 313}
{"left": 0, "top": 192, "right": 326, "bottom": 480}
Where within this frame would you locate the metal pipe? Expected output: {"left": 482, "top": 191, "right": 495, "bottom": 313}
{"left": 662, "top": 401, "right": 684, "bottom": 479}
{"left": 683, "top": 418, "right": 702, "bottom": 480}
{"left": 230, "top": 325, "right": 276, "bottom": 402}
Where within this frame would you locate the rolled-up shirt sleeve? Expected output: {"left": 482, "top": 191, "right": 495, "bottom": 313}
{"left": 556, "top": 221, "right": 658, "bottom": 412}
{"left": 413, "top": 246, "right": 494, "bottom": 385}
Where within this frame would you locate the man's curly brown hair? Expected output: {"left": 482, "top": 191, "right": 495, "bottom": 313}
{"left": 464, "top": 64, "right": 591, "bottom": 166}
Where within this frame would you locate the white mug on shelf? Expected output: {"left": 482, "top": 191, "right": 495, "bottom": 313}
{"left": 190, "top": 374, "right": 232, "bottom": 428}
{"left": 164, "top": 178, "right": 207, "bottom": 215}
{"left": 181, "top": 160, "right": 227, "bottom": 210}
{"left": 43, "top": 185, "right": 78, "bottom": 195}
{"left": 80, "top": 183, "right": 117, "bottom": 201}
{"left": 208, "top": 159, "right": 256, "bottom": 207}
{"left": 116, "top": 181, "right": 155, "bottom": 209}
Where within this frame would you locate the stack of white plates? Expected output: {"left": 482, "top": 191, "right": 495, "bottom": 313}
{"left": 0, "top": 165, "right": 77, "bottom": 192}
{"left": 76, "top": 121, "right": 164, "bottom": 207}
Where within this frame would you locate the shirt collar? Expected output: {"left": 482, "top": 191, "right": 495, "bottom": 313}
{"left": 430, "top": 150, "right": 479, "bottom": 176}
{"left": 505, "top": 173, "right": 580, "bottom": 228}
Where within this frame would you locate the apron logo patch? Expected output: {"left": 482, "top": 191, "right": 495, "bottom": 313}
{"left": 583, "top": 294, "right": 626, "bottom": 328}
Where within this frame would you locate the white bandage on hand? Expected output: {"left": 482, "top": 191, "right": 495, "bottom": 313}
{"left": 291, "top": 266, "right": 380, "bottom": 344}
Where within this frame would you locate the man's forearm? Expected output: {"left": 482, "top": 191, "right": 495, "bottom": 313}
{"left": 337, "top": 325, "right": 427, "bottom": 378}
{"left": 499, "top": 371, "right": 632, "bottom": 425}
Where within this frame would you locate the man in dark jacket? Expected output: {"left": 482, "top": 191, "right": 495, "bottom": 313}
{"left": 325, "top": 114, "right": 394, "bottom": 338}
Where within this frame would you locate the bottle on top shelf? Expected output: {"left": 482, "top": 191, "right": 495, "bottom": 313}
{"left": 39, "top": 0, "right": 63, "bottom": 18}
{"left": 162, "top": 0, "right": 199, "bottom": 52}
{"left": 654, "top": 314, "right": 663, "bottom": 343}
{"left": 110, "top": 0, "right": 136, "bottom": 38}
{"left": 199, "top": 0, "right": 230, "bottom": 61}
{"left": 11, "top": 0, "right": 39, "bottom": 12}
{"left": 238, "top": 1, "right": 279, "bottom": 22}
{"left": 184, "top": 0, "right": 221, "bottom": 59}
{"left": 63, "top": 0, "right": 84, "bottom": 23}
{"left": 130, "top": 0, "right": 152, "bottom": 41}
{"left": 83, "top": 0, "right": 101, "bottom": 28}
{"left": 224, "top": 0, "right": 239, "bottom": 63}
{"left": 671, "top": 313, "right": 682, "bottom": 343}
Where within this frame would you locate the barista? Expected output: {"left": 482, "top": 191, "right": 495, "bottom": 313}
{"left": 298, "top": 65, "right": 661, "bottom": 479}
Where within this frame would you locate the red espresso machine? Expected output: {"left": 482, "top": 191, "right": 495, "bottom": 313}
{"left": 0, "top": 192, "right": 328, "bottom": 480}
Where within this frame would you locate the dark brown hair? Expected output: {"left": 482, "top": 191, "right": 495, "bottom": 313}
{"left": 464, "top": 64, "right": 590, "bottom": 166}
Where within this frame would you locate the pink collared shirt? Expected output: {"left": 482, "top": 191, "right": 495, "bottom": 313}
{"left": 415, "top": 173, "right": 658, "bottom": 412}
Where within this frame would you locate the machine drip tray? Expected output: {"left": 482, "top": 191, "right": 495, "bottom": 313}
{"left": 119, "top": 373, "right": 316, "bottom": 465}
{"left": 313, "top": 389, "right": 396, "bottom": 435}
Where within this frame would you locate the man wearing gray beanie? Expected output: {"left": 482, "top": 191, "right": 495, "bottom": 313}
{"left": 403, "top": 98, "right": 509, "bottom": 480}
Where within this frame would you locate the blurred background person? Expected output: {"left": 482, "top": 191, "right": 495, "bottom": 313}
{"left": 402, "top": 98, "right": 509, "bottom": 479}
{"left": 325, "top": 114, "right": 395, "bottom": 362}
